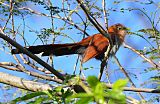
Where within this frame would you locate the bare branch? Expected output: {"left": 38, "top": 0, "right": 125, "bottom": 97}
{"left": 76, "top": 0, "right": 113, "bottom": 81}
{"left": 98, "top": 44, "right": 111, "bottom": 80}
{"left": 105, "top": 83, "right": 160, "bottom": 93}
{"left": 74, "top": 80, "right": 160, "bottom": 94}
{"left": 19, "top": 54, "right": 52, "bottom": 74}
{"left": 102, "top": 0, "right": 108, "bottom": 29}
{"left": 0, "top": 72, "right": 53, "bottom": 92}
{"left": 0, "top": 72, "right": 159, "bottom": 93}
{"left": 123, "top": 43, "right": 160, "bottom": 69}
{"left": 114, "top": 56, "right": 145, "bottom": 100}
{"left": 76, "top": 0, "right": 108, "bottom": 37}
{"left": 0, "top": 62, "right": 62, "bottom": 83}
{"left": 18, "top": 7, "right": 90, "bottom": 36}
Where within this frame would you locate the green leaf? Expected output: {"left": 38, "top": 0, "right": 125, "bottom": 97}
{"left": 108, "top": 99, "right": 116, "bottom": 104}
{"left": 28, "top": 97, "right": 47, "bottom": 104}
{"left": 107, "top": 90, "right": 126, "bottom": 104}
{"left": 94, "top": 83, "right": 105, "bottom": 103}
{"left": 54, "top": 86, "right": 63, "bottom": 92}
{"left": 106, "top": 79, "right": 127, "bottom": 104}
{"left": 87, "top": 76, "right": 99, "bottom": 89}
{"left": 70, "top": 93, "right": 93, "bottom": 98}
{"left": 43, "top": 90, "right": 54, "bottom": 98}
{"left": 76, "top": 97, "right": 93, "bottom": 104}
{"left": 62, "top": 89, "right": 73, "bottom": 98}
{"left": 138, "top": 28, "right": 160, "bottom": 35}
{"left": 11, "top": 91, "right": 47, "bottom": 103}
{"left": 67, "top": 93, "right": 93, "bottom": 103}
{"left": 145, "top": 49, "right": 158, "bottom": 55}
{"left": 113, "top": 79, "right": 128, "bottom": 90}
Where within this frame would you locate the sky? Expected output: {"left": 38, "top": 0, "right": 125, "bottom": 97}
{"left": 0, "top": 0, "right": 159, "bottom": 103}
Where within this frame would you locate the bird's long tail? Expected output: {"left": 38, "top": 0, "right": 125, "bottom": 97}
{"left": 11, "top": 43, "right": 86, "bottom": 56}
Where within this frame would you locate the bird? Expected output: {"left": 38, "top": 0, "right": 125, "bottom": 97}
{"left": 11, "top": 23, "right": 128, "bottom": 63}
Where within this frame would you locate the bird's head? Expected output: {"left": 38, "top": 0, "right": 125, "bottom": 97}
{"left": 108, "top": 23, "right": 129, "bottom": 42}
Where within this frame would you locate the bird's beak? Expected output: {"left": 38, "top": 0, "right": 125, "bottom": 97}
{"left": 123, "top": 27, "right": 130, "bottom": 31}
{"left": 124, "top": 27, "right": 130, "bottom": 35}
{"left": 126, "top": 28, "right": 130, "bottom": 31}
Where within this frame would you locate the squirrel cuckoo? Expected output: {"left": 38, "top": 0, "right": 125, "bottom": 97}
{"left": 11, "top": 23, "right": 128, "bottom": 62}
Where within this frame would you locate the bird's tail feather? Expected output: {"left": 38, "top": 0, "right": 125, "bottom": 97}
{"left": 11, "top": 43, "right": 86, "bottom": 56}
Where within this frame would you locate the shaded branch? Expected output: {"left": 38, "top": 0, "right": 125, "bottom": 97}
{"left": 76, "top": 0, "right": 108, "bottom": 38}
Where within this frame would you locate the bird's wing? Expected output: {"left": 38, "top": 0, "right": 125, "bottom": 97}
{"left": 82, "top": 34, "right": 109, "bottom": 62}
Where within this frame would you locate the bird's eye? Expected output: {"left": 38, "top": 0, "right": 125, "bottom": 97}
{"left": 117, "top": 26, "right": 122, "bottom": 30}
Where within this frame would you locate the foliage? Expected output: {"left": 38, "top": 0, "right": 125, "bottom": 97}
{"left": 9, "top": 76, "right": 127, "bottom": 104}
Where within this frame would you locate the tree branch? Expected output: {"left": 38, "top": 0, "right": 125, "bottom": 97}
{"left": 114, "top": 56, "right": 145, "bottom": 100}
{"left": 0, "top": 72, "right": 159, "bottom": 93}
{"left": 0, "top": 62, "right": 62, "bottom": 83}
{"left": 102, "top": 0, "right": 108, "bottom": 29}
{"left": 76, "top": 0, "right": 110, "bottom": 39}
{"left": 18, "top": 7, "right": 90, "bottom": 36}
{"left": 0, "top": 30, "right": 65, "bottom": 81}
{"left": 0, "top": 72, "right": 53, "bottom": 92}
{"left": 105, "top": 83, "right": 160, "bottom": 93}
{"left": 76, "top": 0, "right": 113, "bottom": 81}
{"left": 123, "top": 43, "right": 160, "bottom": 69}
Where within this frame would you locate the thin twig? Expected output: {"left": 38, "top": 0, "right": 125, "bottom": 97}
{"left": 76, "top": 0, "right": 108, "bottom": 38}
{"left": 113, "top": 56, "right": 145, "bottom": 100}
{"left": 105, "top": 83, "right": 160, "bottom": 93}
{"left": 18, "top": 7, "right": 90, "bottom": 36}
{"left": 102, "top": 0, "right": 108, "bottom": 29}
{"left": 73, "top": 55, "right": 80, "bottom": 75}
{"left": 123, "top": 43, "right": 160, "bottom": 69}
{"left": 98, "top": 44, "right": 111, "bottom": 80}
{"left": 98, "top": 0, "right": 110, "bottom": 81}
{"left": 0, "top": 62, "right": 62, "bottom": 83}
{"left": 19, "top": 54, "right": 52, "bottom": 74}
{"left": 76, "top": 0, "right": 113, "bottom": 81}
{"left": 74, "top": 78, "right": 160, "bottom": 93}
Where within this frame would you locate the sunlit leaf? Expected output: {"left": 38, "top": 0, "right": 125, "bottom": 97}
{"left": 87, "top": 76, "right": 99, "bottom": 89}
{"left": 113, "top": 79, "right": 128, "bottom": 90}
{"left": 11, "top": 91, "right": 47, "bottom": 103}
